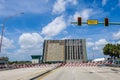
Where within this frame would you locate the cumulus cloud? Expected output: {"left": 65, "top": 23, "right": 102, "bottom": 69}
{"left": 69, "top": 8, "right": 106, "bottom": 23}
{"left": 0, "top": 0, "right": 51, "bottom": 16}
{"left": 0, "top": 36, "right": 15, "bottom": 50}
{"left": 6, "top": 32, "right": 44, "bottom": 61}
{"left": 87, "top": 39, "right": 108, "bottom": 51}
{"left": 53, "top": 0, "right": 77, "bottom": 14}
{"left": 68, "top": 0, "right": 77, "bottom": 5}
{"left": 119, "top": 0, "right": 120, "bottom": 6}
{"left": 53, "top": 0, "right": 66, "bottom": 14}
{"left": 113, "top": 31, "right": 120, "bottom": 40}
{"left": 117, "top": 41, "right": 120, "bottom": 44}
{"left": 19, "top": 33, "right": 43, "bottom": 49}
{"left": 92, "top": 46, "right": 100, "bottom": 50}
{"left": 102, "top": 0, "right": 107, "bottom": 6}
{"left": 72, "top": 9, "right": 93, "bottom": 21}
{"left": 41, "top": 15, "right": 67, "bottom": 37}
{"left": 62, "top": 35, "right": 72, "bottom": 40}
{"left": 87, "top": 42, "right": 94, "bottom": 47}
{"left": 95, "top": 39, "right": 108, "bottom": 46}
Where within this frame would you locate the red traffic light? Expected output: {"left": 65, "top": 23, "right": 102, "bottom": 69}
{"left": 78, "top": 17, "right": 82, "bottom": 26}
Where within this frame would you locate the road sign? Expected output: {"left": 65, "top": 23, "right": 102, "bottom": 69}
{"left": 87, "top": 20, "right": 98, "bottom": 25}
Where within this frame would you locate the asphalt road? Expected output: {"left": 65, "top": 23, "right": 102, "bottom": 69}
{"left": 0, "top": 64, "right": 59, "bottom": 80}
{"left": 37, "top": 66, "right": 120, "bottom": 80}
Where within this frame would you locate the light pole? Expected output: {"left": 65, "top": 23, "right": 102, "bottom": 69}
{"left": 93, "top": 49, "right": 94, "bottom": 60}
{"left": 92, "top": 48, "right": 95, "bottom": 60}
{"left": 0, "top": 12, "right": 24, "bottom": 53}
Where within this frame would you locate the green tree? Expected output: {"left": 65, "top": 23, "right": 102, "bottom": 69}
{"left": 103, "top": 43, "right": 120, "bottom": 59}
{"left": 103, "top": 43, "right": 113, "bottom": 57}
{"left": 116, "top": 44, "right": 120, "bottom": 58}
{"left": 0, "top": 57, "right": 9, "bottom": 61}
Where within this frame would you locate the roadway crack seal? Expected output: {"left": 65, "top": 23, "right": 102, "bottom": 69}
{"left": 30, "top": 64, "right": 63, "bottom": 80}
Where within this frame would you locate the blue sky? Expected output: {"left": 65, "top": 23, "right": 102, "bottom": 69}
{"left": 0, "top": 0, "right": 120, "bottom": 61}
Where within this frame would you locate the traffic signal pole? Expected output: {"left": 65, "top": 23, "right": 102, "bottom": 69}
{"left": 71, "top": 22, "right": 120, "bottom": 25}
{"left": 71, "top": 17, "right": 120, "bottom": 26}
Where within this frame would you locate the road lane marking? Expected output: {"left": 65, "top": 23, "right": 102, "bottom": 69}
{"left": 36, "top": 67, "right": 62, "bottom": 80}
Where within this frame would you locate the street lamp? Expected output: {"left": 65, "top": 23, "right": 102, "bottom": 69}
{"left": 92, "top": 47, "right": 95, "bottom": 60}
{"left": 0, "top": 12, "right": 24, "bottom": 52}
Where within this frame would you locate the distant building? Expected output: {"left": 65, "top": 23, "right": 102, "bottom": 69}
{"left": 43, "top": 40, "right": 65, "bottom": 63}
{"left": 43, "top": 39, "right": 87, "bottom": 63}
{"left": 0, "top": 57, "right": 9, "bottom": 68}
{"left": 31, "top": 55, "right": 42, "bottom": 64}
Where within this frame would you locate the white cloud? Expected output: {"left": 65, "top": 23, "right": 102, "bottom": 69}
{"left": 87, "top": 42, "right": 94, "bottom": 47}
{"left": 0, "top": 0, "right": 51, "bottom": 16}
{"left": 81, "top": 9, "right": 93, "bottom": 20}
{"left": 113, "top": 31, "right": 120, "bottom": 40}
{"left": 63, "top": 31, "right": 68, "bottom": 34}
{"left": 62, "top": 35, "right": 72, "bottom": 40}
{"left": 102, "top": 0, "right": 107, "bottom": 6}
{"left": 13, "top": 32, "right": 44, "bottom": 61}
{"left": 95, "top": 39, "right": 108, "bottom": 46}
{"left": 7, "top": 32, "right": 44, "bottom": 61}
{"left": 1, "top": 36, "right": 15, "bottom": 50}
{"left": 53, "top": 0, "right": 77, "bottom": 14}
{"left": 118, "top": 41, "right": 120, "bottom": 44}
{"left": 86, "top": 38, "right": 92, "bottom": 41}
{"left": 119, "top": 0, "right": 120, "bottom": 6}
{"left": 93, "top": 46, "right": 100, "bottom": 50}
{"left": 67, "top": 0, "right": 77, "bottom": 5}
{"left": 87, "top": 39, "right": 108, "bottom": 51}
{"left": 41, "top": 15, "right": 67, "bottom": 37}
{"left": 69, "top": 9, "right": 93, "bottom": 26}
{"left": 93, "top": 39, "right": 108, "bottom": 51}
{"left": 71, "top": 9, "right": 93, "bottom": 22}
{"left": 53, "top": 0, "right": 66, "bottom": 14}
{"left": 19, "top": 33, "right": 43, "bottom": 49}
{"left": 70, "top": 8, "right": 106, "bottom": 23}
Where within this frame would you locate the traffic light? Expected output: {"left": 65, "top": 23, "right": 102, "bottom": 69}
{"left": 78, "top": 17, "right": 82, "bottom": 26}
{"left": 71, "top": 17, "right": 120, "bottom": 26}
{"left": 104, "top": 18, "right": 109, "bottom": 26}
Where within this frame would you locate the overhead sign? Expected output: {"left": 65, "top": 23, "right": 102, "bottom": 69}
{"left": 87, "top": 20, "right": 98, "bottom": 25}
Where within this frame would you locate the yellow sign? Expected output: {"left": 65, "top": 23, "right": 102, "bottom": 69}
{"left": 87, "top": 20, "right": 98, "bottom": 25}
